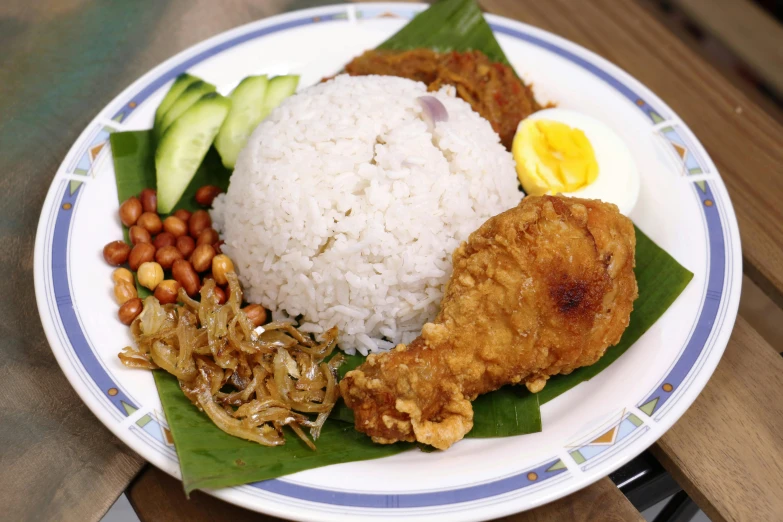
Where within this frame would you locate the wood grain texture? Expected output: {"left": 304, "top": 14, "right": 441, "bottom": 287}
{"left": 674, "top": 0, "right": 783, "bottom": 97}
{"left": 739, "top": 275, "right": 783, "bottom": 352}
{"left": 129, "top": 466, "right": 642, "bottom": 522}
{"left": 128, "top": 466, "right": 278, "bottom": 522}
{"left": 636, "top": 0, "right": 783, "bottom": 127}
{"left": 653, "top": 316, "right": 783, "bottom": 522}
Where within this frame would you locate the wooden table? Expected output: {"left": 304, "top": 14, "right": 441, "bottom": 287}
{"left": 2, "top": 1, "right": 781, "bottom": 521}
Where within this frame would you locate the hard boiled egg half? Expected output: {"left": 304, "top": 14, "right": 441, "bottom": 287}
{"left": 512, "top": 108, "right": 640, "bottom": 215}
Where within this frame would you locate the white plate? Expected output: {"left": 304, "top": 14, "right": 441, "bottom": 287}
{"left": 33, "top": 3, "right": 742, "bottom": 521}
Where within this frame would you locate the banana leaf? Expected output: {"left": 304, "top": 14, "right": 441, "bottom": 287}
{"left": 111, "top": 131, "right": 231, "bottom": 213}
{"left": 108, "top": 0, "right": 693, "bottom": 493}
{"left": 377, "top": 0, "right": 510, "bottom": 65}
{"left": 153, "top": 371, "right": 411, "bottom": 493}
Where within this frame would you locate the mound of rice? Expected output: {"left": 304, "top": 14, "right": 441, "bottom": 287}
{"left": 212, "top": 75, "right": 519, "bottom": 354}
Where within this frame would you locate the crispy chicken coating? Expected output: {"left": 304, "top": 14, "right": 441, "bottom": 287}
{"left": 340, "top": 195, "right": 637, "bottom": 449}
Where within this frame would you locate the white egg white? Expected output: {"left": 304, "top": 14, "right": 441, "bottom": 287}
{"left": 527, "top": 108, "right": 640, "bottom": 216}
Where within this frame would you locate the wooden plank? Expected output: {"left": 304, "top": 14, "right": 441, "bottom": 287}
{"left": 482, "top": 0, "right": 783, "bottom": 308}
{"left": 739, "top": 275, "right": 783, "bottom": 352}
{"left": 128, "top": 466, "right": 277, "bottom": 522}
{"left": 636, "top": 0, "right": 783, "bottom": 127}
{"left": 128, "top": 466, "right": 642, "bottom": 522}
{"left": 674, "top": 0, "right": 783, "bottom": 97}
{"left": 652, "top": 316, "right": 783, "bottom": 522}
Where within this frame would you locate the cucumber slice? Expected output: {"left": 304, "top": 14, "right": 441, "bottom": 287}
{"left": 214, "top": 74, "right": 299, "bottom": 169}
{"left": 154, "top": 73, "right": 200, "bottom": 130}
{"left": 155, "top": 92, "right": 231, "bottom": 213}
{"left": 214, "top": 75, "right": 270, "bottom": 169}
{"left": 156, "top": 80, "right": 216, "bottom": 139}
{"left": 263, "top": 75, "right": 299, "bottom": 114}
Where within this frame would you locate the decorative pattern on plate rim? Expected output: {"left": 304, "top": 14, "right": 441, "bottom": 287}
{"left": 65, "top": 123, "right": 116, "bottom": 177}
{"left": 655, "top": 123, "right": 709, "bottom": 177}
{"left": 355, "top": 7, "right": 414, "bottom": 19}
{"left": 568, "top": 413, "right": 648, "bottom": 471}
{"left": 638, "top": 180, "right": 733, "bottom": 420}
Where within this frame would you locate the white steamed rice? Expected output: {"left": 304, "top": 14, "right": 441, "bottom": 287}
{"left": 212, "top": 74, "right": 519, "bottom": 355}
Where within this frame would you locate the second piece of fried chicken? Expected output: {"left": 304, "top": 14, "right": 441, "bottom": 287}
{"left": 340, "top": 195, "right": 638, "bottom": 450}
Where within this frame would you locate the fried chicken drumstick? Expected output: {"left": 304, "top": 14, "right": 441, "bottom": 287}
{"left": 340, "top": 195, "right": 638, "bottom": 449}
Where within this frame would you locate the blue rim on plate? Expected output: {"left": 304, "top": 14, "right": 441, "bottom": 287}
{"left": 34, "top": 3, "right": 741, "bottom": 520}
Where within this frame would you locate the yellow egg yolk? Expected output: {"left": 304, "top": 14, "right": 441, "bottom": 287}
{"left": 512, "top": 119, "right": 599, "bottom": 196}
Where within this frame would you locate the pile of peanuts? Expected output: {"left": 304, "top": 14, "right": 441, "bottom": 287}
{"left": 102, "top": 185, "right": 266, "bottom": 327}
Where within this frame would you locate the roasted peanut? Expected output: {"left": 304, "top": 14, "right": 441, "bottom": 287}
{"left": 137, "top": 212, "right": 163, "bottom": 235}
{"left": 112, "top": 267, "right": 135, "bottom": 286}
{"left": 155, "top": 245, "right": 183, "bottom": 270}
{"left": 119, "top": 197, "right": 142, "bottom": 227}
{"left": 129, "top": 225, "right": 152, "bottom": 245}
{"left": 118, "top": 298, "right": 143, "bottom": 325}
{"left": 195, "top": 185, "right": 223, "bottom": 207}
{"left": 103, "top": 240, "right": 131, "bottom": 266}
{"left": 139, "top": 188, "right": 157, "bottom": 213}
{"left": 173, "top": 209, "right": 192, "bottom": 223}
{"left": 154, "top": 279, "right": 181, "bottom": 305}
{"left": 213, "top": 286, "right": 227, "bottom": 305}
{"left": 211, "top": 254, "right": 234, "bottom": 285}
{"left": 153, "top": 232, "right": 176, "bottom": 250}
{"left": 188, "top": 210, "right": 211, "bottom": 238}
{"left": 190, "top": 244, "right": 216, "bottom": 273}
{"left": 113, "top": 280, "right": 137, "bottom": 305}
{"left": 213, "top": 240, "right": 224, "bottom": 254}
{"left": 176, "top": 235, "right": 196, "bottom": 258}
{"left": 128, "top": 242, "right": 155, "bottom": 271}
{"left": 243, "top": 304, "right": 267, "bottom": 327}
{"left": 196, "top": 227, "right": 220, "bottom": 246}
{"left": 163, "top": 215, "right": 188, "bottom": 238}
{"left": 137, "top": 261, "right": 164, "bottom": 290}
{"left": 172, "top": 259, "right": 200, "bottom": 296}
